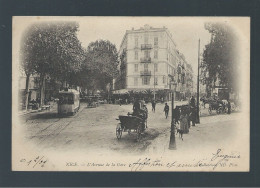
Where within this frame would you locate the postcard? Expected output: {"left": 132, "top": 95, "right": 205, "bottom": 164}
{"left": 12, "top": 16, "right": 250, "bottom": 171}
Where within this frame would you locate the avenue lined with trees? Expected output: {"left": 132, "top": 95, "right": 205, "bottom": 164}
{"left": 20, "top": 22, "right": 118, "bottom": 108}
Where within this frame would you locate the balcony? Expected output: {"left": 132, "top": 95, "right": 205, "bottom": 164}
{"left": 140, "top": 70, "right": 151, "bottom": 76}
{"left": 140, "top": 57, "right": 151, "bottom": 63}
{"left": 141, "top": 44, "right": 152, "bottom": 50}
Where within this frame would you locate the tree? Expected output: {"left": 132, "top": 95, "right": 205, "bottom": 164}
{"left": 201, "top": 22, "right": 239, "bottom": 98}
{"left": 82, "top": 40, "right": 119, "bottom": 93}
{"left": 21, "top": 22, "right": 85, "bottom": 106}
{"left": 20, "top": 40, "right": 35, "bottom": 110}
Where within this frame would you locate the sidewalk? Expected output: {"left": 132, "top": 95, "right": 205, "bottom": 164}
{"left": 146, "top": 112, "right": 242, "bottom": 155}
{"left": 18, "top": 103, "right": 57, "bottom": 116}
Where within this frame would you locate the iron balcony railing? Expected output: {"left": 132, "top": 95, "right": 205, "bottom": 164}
{"left": 140, "top": 57, "right": 151, "bottom": 63}
{"left": 140, "top": 70, "right": 152, "bottom": 76}
{"left": 141, "top": 44, "right": 152, "bottom": 50}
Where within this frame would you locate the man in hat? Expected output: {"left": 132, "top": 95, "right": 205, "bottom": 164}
{"left": 133, "top": 98, "right": 140, "bottom": 115}
{"left": 164, "top": 103, "right": 170, "bottom": 119}
{"left": 152, "top": 100, "right": 156, "bottom": 112}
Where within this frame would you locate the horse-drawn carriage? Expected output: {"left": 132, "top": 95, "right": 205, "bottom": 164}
{"left": 116, "top": 100, "right": 148, "bottom": 141}
{"left": 207, "top": 99, "right": 226, "bottom": 114}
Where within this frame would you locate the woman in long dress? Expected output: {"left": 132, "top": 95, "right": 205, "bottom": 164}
{"left": 180, "top": 108, "right": 189, "bottom": 134}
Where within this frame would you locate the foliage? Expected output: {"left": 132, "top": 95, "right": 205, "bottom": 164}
{"left": 201, "top": 22, "right": 239, "bottom": 92}
{"left": 21, "top": 22, "right": 85, "bottom": 83}
{"left": 81, "top": 40, "right": 119, "bottom": 92}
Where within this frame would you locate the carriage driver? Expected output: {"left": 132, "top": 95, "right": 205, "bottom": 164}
{"left": 133, "top": 98, "right": 141, "bottom": 115}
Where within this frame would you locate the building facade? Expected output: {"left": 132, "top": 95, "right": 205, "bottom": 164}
{"left": 114, "top": 25, "right": 193, "bottom": 101}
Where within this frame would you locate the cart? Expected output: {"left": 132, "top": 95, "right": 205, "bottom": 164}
{"left": 116, "top": 115, "right": 146, "bottom": 141}
{"left": 116, "top": 100, "right": 148, "bottom": 141}
{"left": 208, "top": 100, "right": 223, "bottom": 114}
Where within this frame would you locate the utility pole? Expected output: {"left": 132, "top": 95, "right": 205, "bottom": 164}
{"left": 169, "top": 80, "right": 176, "bottom": 150}
{"left": 196, "top": 39, "right": 200, "bottom": 124}
{"left": 153, "top": 62, "right": 156, "bottom": 101}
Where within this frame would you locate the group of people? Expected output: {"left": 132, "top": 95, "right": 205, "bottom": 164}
{"left": 130, "top": 95, "right": 234, "bottom": 141}
{"left": 162, "top": 96, "right": 197, "bottom": 140}
{"left": 171, "top": 96, "right": 197, "bottom": 140}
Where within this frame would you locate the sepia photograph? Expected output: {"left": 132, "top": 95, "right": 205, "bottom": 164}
{"left": 12, "top": 16, "right": 250, "bottom": 171}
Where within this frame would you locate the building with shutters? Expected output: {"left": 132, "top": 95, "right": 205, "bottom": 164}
{"left": 114, "top": 24, "right": 193, "bottom": 101}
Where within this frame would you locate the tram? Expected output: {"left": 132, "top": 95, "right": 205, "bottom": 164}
{"left": 58, "top": 89, "right": 80, "bottom": 115}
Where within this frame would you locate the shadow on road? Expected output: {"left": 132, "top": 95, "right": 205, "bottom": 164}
{"left": 111, "top": 128, "right": 160, "bottom": 154}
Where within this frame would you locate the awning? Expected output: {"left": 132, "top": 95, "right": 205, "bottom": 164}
{"left": 112, "top": 89, "right": 129, "bottom": 94}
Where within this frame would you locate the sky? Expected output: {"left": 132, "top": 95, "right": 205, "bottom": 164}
{"left": 76, "top": 17, "right": 212, "bottom": 76}
{"left": 13, "top": 17, "right": 250, "bottom": 107}
{"left": 14, "top": 16, "right": 249, "bottom": 80}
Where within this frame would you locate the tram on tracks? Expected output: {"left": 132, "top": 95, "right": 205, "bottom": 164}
{"left": 58, "top": 89, "right": 80, "bottom": 115}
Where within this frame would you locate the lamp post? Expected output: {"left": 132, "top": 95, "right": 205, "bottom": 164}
{"left": 169, "top": 79, "right": 177, "bottom": 150}
{"left": 153, "top": 63, "right": 156, "bottom": 101}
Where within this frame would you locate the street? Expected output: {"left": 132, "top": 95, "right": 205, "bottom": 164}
{"left": 19, "top": 101, "right": 242, "bottom": 156}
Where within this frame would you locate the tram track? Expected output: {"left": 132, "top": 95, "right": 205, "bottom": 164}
{"left": 29, "top": 105, "right": 85, "bottom": 145}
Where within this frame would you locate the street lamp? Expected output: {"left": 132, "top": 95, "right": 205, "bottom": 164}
{"left": 169, "top": 79, "right": 177, "bottom": 150}
{"left": 153, "top": 63, "right": 156, "bottom": 101}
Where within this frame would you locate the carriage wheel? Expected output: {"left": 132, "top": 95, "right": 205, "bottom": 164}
{"left": 217, "top": 107, "right": 222, "bottom": 114}
{"left": 116, "top": 124, "right": 122, "bottom": 139}
{"left": 208, "top": 107, "right": 212, "bottom": 114}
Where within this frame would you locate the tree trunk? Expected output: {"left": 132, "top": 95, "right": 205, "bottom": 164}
{"left": 24, "top": 74, "right": 30, "bottom": 111}
{"left": 39, "top": 74, "right": 45, "bottom": 107}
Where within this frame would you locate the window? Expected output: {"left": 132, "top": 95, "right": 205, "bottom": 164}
{"left": 135, "top": 64, "right": 138, "bottom": 72}
{"left": 144, "top": 64, "right": 148, "bottom": 71}
{"left": 154, "top": 50, "right": 158, "bottom": 59}
{"left": 163, "top": 76, "right": 166, "bottom": 84}
{"left": 144, "top": 36, "right": 148, "bottom": 44}
{"left": 154, "top": 37, "right": 158, "bottom": 46}
{"left": 142, "top": 76, "right": 150, "bottom": 85}
{"left": 144, "top": 50, "right": 150, "bottom": 58}
{"left": 134, "top": 77, "right": 138, "bottom": 86}
{"left": 135, "top": 51, "right": 138, "bottom": 60}
{"left": 154, "top": 77, "right": 158, "bottom": 85}
{"left": 135, "top": 37, "right": 138, "bottom": 47}
{"left": 154, "top": 63, "right": 158, "bottom": 72}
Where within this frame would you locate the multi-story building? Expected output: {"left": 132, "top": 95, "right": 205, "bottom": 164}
{"left": 114, "top": 24, "right": 193, "bottom": 101}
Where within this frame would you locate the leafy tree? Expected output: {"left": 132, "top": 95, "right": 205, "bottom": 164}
{"left": 82, "top": 40, "right": 119, "bottom": 93}
{"left": 21, "top": 22, "right": 85, "bottom": 106}
{"left": 20, "top": 39, "right": 35, "bottom": 110}
{"left": 201, "top": 22, "right": 239, "bottom": 98}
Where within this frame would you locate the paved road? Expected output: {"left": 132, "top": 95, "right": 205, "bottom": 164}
{"left": 20, "top": 101, "right": 239, "bottom": 156}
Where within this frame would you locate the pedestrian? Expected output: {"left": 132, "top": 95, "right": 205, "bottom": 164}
{"left": 180, "top": 108, "right": 189, "bottom": 134}
{"left": 174, "top": 106, "right": 181, "bottom": 124}
{"left": 190, "top": 96, "right": 196, "bottom": 108}
{"left": 133, "top": 98, "right": 140, "bottom": 115}
{"left": 143, "top": 104, "right": 148, "bottom": 128}
{"left": 190, "top": 106, "right": 196, "bottom": 126}
{"left": 176, "top": 108, "right": 186, "bottom": 140}
{"left": 164, "top": 103, "right": 169, "bottom": 119}
{"left": 227, "top": 100, "right": 231, "bottom": 114}
{"left": 152, "top": 100, "right": 156, "bottom": 112}
{"left": 187, "top": 107, "right": 191, "bottom": 128}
